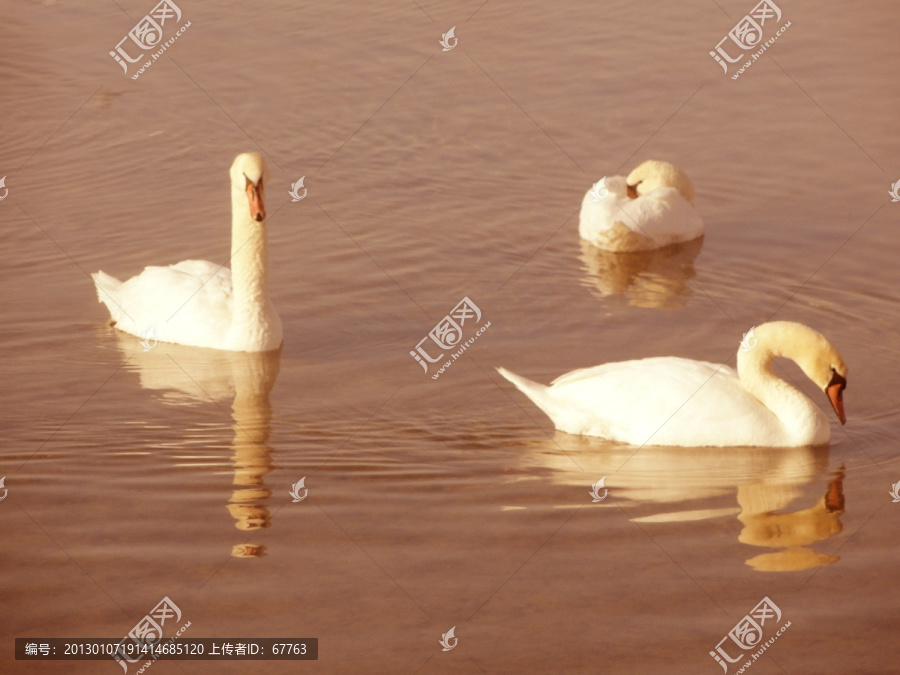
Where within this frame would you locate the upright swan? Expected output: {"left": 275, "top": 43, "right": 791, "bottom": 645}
{"left": 92, "top": 153, "right": 283, "bottom": 352}
{"left": 579, "top": 159, "right": 703, "bottom": 252}
{"left": 497, "top": 322, "right": 848, "bottom": 447}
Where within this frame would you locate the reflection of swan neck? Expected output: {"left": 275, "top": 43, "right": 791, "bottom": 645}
{"left": 230, "top": 352, "right": 278, "bottom": 471}
{"left": 227, "top": 353, "right": 279, "bottom": 538}
{"left": 233, "top": 392, "right": 273, "bottom": 440}
{"left": 231, "top": 395, "right": 273, "bottom": 486}
{"left": 230, "top": 387, "right": 273, "bottom": 487}
{"left": 230, "top": 352, "right": 278, "bottom": 468}
{"left": 737, "top": 468, "right": 845, "bottom": 571}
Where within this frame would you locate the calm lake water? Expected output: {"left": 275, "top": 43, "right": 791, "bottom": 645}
{"left": 2, "top": 0, "right": 899, "bottom": 673}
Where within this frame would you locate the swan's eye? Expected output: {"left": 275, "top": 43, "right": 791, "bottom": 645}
{"left": 828, "top": 367, "right": 847, "bottom": 392}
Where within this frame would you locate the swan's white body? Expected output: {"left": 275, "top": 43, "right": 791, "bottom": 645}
{"left": 498, "top": 322, "right": 848, "bottom": 448}
{"left": 579, "top": 160, "right": 703, "bottom": 252}
{"left": 92, "top": 153, "right": 282, "bottom": 352}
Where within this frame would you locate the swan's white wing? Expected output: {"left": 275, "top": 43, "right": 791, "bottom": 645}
{"left": 578, "top": 177, "right": 703, "bottom": 251}
{"left": 578, "top": 178, "right": 626, "bottom": 231}
{"left": 94, "top": 260, "right": 233, "bottom": 349}
{"left": 548, "top": 357, "right": 777, "bottom": 446}
{"left": 627, "top": 188, "right": 704, "bottom": 243}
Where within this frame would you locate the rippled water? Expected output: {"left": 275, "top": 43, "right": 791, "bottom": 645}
{"left": 2, "top": 0, "right": 899, "bottom": 673}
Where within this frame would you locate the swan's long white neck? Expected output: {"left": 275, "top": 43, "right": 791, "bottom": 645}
{"left": 737, "top": 342, "right": 829, "bottom": 446}
{"left": 228, "top": 189, "right": 271, "bottom": 346}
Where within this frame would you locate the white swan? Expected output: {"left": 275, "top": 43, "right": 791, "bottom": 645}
{"left": 497, "top": 321, "right": 848, "bottom": 447}
{"left": 579, "top": 160, "right": 703, "bottom": 252}
{"left": 92, "top": 153, "right": 283, "bottom": 352}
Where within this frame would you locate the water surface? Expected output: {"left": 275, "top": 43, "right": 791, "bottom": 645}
{"left": 2, "top": 1, "right": 899, "bottom": 673}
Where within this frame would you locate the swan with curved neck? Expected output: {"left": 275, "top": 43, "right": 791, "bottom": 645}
{"left": 579, "top": 159, "right": 703, "bottom": 252}
{"left": 92, "top": 153, "right": 283, "bottom": 352}
{"left": 497, "top": 321, "right": 848, "bottom": 447}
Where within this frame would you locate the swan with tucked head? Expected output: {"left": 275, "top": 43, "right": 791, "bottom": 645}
{"left": 579, "top": 159, "right": 703, "bottom": 252}
{"left": 497, "top": 321, "right": 848, "bottom": 447}
{"left": 92, "top": 152, "right": 283, "bottom": 352}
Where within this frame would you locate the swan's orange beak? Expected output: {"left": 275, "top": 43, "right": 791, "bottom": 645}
{"left": 825, "top": 372, "right": 846, "bottom": 425}
{"left": 246, "top": 180, "right": 266, "bottom": 222}
{"left": 626, "top": 183, "right": 639, "bottom": 199}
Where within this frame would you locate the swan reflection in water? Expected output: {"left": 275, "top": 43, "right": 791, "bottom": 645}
{"left": 579, "top": 238, "right": 703, "bottom": 309}
{"left": 114, "top": 331, "right": 280, "bottom": 558}
{"left": 737, "top": 465, "right": 844, "bottom": 571}
{"left": 542, "top": 436, "right": 845, "bottom": 572}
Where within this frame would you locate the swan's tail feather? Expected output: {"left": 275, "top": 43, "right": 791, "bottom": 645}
{"left": 92, "top": 270, "right": 122, "bottom": 302}
{"left": 91, "top": 270, "right": 129, "bottom": 326}
{"left": 496, "top": 367, "right": 565, "bottom": 426}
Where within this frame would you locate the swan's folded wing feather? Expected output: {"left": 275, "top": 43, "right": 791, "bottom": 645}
{"left": 167, "top": 259, "right": 227, "bottom": 279}
{"left": 549, "top": 361, "right": 631, "bottom": 387}
{"left": 578, "top": 176, "right": 628, "bottom": 239}
{"left": 548, "top": 357, "right": 775, "bottom": 445}
{"left": 620, "top": 189, "right": 703, "bottom": 241}
{"left": 103, "top": 260, "right": 233, "bottom": 347}
{"left": 579, "top": 179, "right": 703, "bottom": 251}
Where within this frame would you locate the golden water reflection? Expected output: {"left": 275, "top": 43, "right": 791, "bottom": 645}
{"left": 579, "top": 238, "right": 703, "bottom": 309}
{"left": 544, "top": 436, "right": 845, "bottom": 572}
{"left": 114, "top": 331, "right": 280, "bottom": 558}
